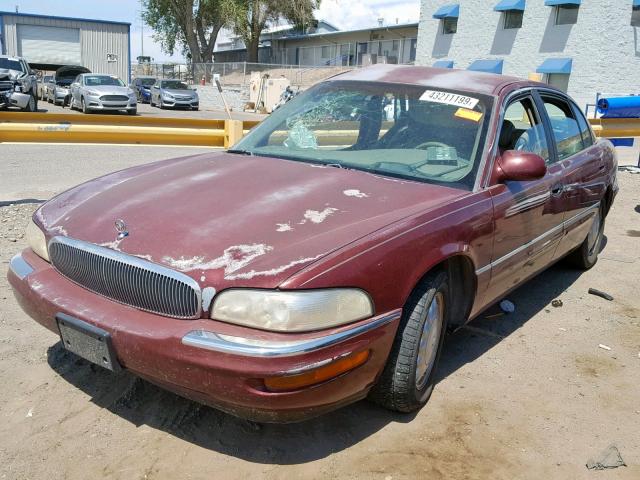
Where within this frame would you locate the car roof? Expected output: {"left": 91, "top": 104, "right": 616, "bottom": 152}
{"left": 329, "top": 64, "right": 543, "bottom": 96}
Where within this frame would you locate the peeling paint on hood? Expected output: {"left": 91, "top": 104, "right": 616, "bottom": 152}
{"left": 35, "top": 152, "right": 467, "bottom": 289}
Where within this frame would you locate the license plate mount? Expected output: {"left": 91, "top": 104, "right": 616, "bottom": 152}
{"left": 56, "top": 313, "right": 121, "bottom": 372}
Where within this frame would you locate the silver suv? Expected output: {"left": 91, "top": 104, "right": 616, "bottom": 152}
{"left": 0, "top": 55, "right": 38, "bottom": 111}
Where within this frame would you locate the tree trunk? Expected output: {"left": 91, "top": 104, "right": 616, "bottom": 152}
{"left": 246, "top": 37, "right": 260, "bottom": 63}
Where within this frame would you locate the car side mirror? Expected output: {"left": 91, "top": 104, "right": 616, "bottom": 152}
{"left": 497, "top": 150, "right": 547, "bottom": 182}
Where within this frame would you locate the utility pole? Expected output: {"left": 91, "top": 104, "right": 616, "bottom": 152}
{"left": 140, "top": 0, "right": 144, "bottom": 57}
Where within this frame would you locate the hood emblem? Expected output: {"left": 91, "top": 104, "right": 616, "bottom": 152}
{"left": 114, "top": 219, "right": 129, "bottom": 239}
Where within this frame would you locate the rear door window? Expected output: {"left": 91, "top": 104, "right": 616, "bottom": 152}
{"left": 540, "top": 95, "right": 584, "bottom": 160}
{"left": 571, "top": 103, "right": 594, "bottom": 148}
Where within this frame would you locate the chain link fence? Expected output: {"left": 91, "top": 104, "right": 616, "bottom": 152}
{"left": 131, "top": 62, "right": 353, "bottom": 88}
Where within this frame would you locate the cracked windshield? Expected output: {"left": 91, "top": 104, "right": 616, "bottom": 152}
{"left": 235, "top": 81, "right": 494, "bottom": 189}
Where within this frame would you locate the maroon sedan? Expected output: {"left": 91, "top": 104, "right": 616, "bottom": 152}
{"left": 8, "top": 65, "right": 617, "bottom": 422}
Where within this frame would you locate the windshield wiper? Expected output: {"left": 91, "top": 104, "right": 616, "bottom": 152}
{"left": 227, "top": 149, "right": 254, "bottom": 156}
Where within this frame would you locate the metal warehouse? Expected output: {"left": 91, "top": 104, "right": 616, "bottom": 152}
{"left": 0, "top": 11, "right": 130, "bottom": 81}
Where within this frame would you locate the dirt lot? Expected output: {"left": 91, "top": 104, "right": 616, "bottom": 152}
{"left": 0, "top": 162, "right": 638, "bottom": 479}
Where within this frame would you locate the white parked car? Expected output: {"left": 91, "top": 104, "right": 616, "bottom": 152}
{"left": 69, "top": 73, "right": 137, "bottom": 115}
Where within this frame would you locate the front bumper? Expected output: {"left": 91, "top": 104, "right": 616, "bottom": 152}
{"left": 85, "top": 94, "right": 137, "bottom": 111}
{"left": 161, "top": 96, "right": 199, "bottom": 108}
{"left": 54, "top": 88, "right": 69, "bottom": 103}
{"left": 8, "top": 249, "right": 400, "bottom": 422}
{"left": 1, "top": 91, "right": 31, "bottom": 109}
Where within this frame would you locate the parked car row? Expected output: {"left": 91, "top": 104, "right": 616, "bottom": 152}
{"left": 37, "top": 71, "right": 201, "bottom": 114}
{"left": 2, "top": 55, "right": 202, "bottom": 115}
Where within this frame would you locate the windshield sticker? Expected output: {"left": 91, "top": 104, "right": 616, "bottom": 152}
{"left": 455, "top": 108, "right": 483, "bottom": 122}
{"left": 420, "top": 90, "right": 480, "bottom": 109}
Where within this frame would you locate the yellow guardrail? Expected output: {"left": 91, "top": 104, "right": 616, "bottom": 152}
{"left": 588, "top": 117, "right": 640, "bottom": 138}
{"left": 0, "top": 112, "right": 261, "bottom": 148}
{"left": 2, "top": 114, "right": 627, "bottom": 147}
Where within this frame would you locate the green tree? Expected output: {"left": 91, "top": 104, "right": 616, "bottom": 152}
{"left": 143, "top": 0, "right": 228, "bottom": 63}
{"left": 229, "top": 0, "right": 321, "bottom": 63}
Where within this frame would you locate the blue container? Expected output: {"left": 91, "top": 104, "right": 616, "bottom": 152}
{"left": 597, "top": 96, "right": 640, "bottom": 118}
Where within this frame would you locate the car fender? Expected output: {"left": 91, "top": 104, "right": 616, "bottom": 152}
{"left": 280, "top": 192, "right": 494, "bottom": 316}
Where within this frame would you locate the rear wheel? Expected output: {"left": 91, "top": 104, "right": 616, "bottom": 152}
{"left": 369, "top": 271, "right": 448, "bottom": 412}
{"left": 566, "top": 204, "right": 604, "bottom": 270}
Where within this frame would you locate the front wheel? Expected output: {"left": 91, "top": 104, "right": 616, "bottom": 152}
{"left": 23, "top": 93, "right": 37, "bottom": 112}
{"left": 566, "top": 205, "right": 604, "bottom": 270}
{"left": 81, "top": 97, "right": 90, "bottom": 114}
{"left": 127, "top": 108, "right": 137, "bottom": 116}
{"left": 369, "top": 271, "right": 448, "bottom": 413}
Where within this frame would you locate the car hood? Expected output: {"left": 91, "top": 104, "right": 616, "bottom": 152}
{"left": 35, "top": 152, "right": 466, "bottom": 289}
{"left": 86, "top": 85, "right": 131, "bottom": 95}
{"left": 162, "top": 88, "right": 196, "bottom": 96}
{"left": 55, "top": 65, "right": 90, "bottom": 78}
{"left": 0, "top": 68, "right": 25, "bottom": 81}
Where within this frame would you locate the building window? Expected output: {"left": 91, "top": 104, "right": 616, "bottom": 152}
{"left": 632, "top": 6, "right": 640, "bottom": 26}
{"left": 321, "top": 46, "right": 330, "bottom": 58}
{"left": 504, "top": 10, "right": 523, "bottom": 29}
{"left": 442, "top": 17, "right": 458, "bottom": 34}
{"left": 555, "top": 6, "right": 579, "bottom": 25}
{"left": 392, "top": 40, "right": 399, "bottom": 51}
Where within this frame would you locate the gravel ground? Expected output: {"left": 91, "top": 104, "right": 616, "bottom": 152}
{"left": 0, "top": 165, "right": 638, "bottom": 479}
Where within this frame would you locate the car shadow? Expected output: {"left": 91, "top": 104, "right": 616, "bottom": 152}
{"left": 46, "top": 260, "right": 588, "bottom": 464}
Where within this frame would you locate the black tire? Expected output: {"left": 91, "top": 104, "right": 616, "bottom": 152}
{"left": 566, "top": 204, "right": 605, "bottom": 270}
{"left": 192, "top": 107, "right": 199, "bottom": 111}
{"left": 369, "top": 270, "right": 448, "bottom": 413}
{"left": 81, "top": 97, "right": 89, "bottom": 114}
{"left": 23, "top": 93, "right": 37, "bottom": 112}
{"left": 127, "top": 109, "right": 137, "bottom": 116}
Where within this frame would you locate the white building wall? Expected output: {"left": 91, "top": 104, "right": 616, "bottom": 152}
{"left": 1, "top": 14, "right": 130, "bottom": 81}
{"left": 416, "top": 0, "right": 640, "bottom": 110}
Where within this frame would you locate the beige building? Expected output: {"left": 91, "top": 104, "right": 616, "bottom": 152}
{"left": 215, "top": 22, "right": 418, "bottom": 67}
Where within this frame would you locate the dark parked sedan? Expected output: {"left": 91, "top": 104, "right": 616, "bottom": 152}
{"left": 131, "top": 76, "right": 156, "bottom": 103}
{"left": 8, "top": 65, "right": 617, "bottom": 422}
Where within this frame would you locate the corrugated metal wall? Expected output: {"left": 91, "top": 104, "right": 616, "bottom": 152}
{"left": 1, "top": 14, "right": 129, "bottom": 81}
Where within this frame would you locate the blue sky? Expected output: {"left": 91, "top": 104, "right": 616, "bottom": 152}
{"left": 1, "top": 0, "right": 420, "bottom": 62}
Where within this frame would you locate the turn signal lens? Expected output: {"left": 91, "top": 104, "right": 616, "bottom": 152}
{"left": 264, "top": 350, "right": 370, "bottom": 392}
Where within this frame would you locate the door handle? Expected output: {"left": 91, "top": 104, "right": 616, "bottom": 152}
{"left": 551, "top": 184, "right": 564, "bottom": 196}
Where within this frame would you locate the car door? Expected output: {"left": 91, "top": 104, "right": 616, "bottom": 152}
{"left": 70, "top": 75, "right": 80, "bottom": 104}
{"left": 537, "top": 91, "right": 606, "bottom": 258}
{"left": 482, "top": 93, "right": 566, "bottom": 304}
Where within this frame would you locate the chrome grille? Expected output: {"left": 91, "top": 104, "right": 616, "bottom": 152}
{"left": 100, "top": 95, "right": 129, "bottom": 101}
{"left": 49, "top": 237, "right": 201, "bottom": 319}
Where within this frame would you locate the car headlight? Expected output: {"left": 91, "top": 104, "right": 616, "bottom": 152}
{"left": 85, "top": 90, "right": 100, "bottom": 96}
{"left": 26, "top": 220, "right": 50, "bottom": 262}
{"left": 211, "top": 289, "right": 374, "bottom": 332}
{"left": 163, "top": 92, "right": 174, "bottom": 99}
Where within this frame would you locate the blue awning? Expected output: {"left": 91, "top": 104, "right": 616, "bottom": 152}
{"left": 467, "top": 59, "right": 503, "bottom": 74}
{"left": 537, "top": 57, "right": 572, "bottom": 74}
{"left": 433, "top": 4, "right": 459, "bottom": 19}
{"left": 433, "top": 60, "right": 454, "bottom": 68}
{"left": 494, "top": 0, "right": 526, "bottom": 12}
{"left": 544, "top": 0, "right": 580, "bottom": 6}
